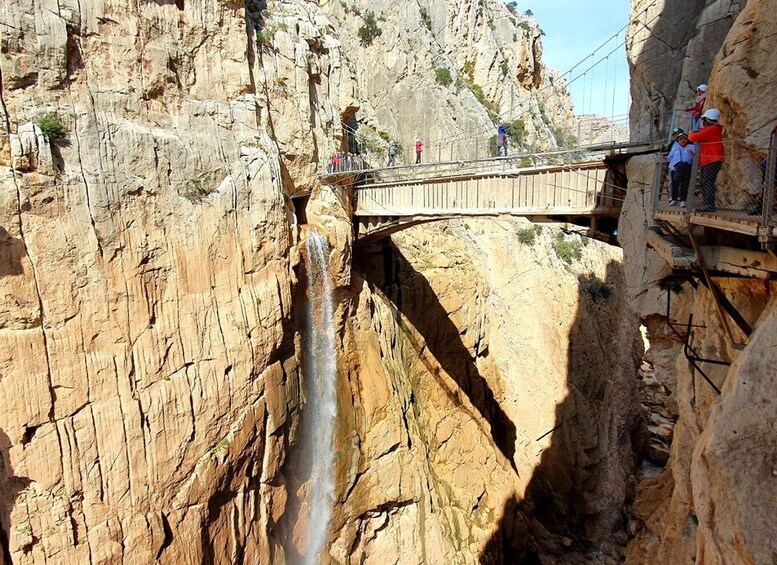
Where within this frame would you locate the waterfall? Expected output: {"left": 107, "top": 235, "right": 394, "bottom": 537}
{"left": 301, "top": 228, "right": 338, "bottom": 564}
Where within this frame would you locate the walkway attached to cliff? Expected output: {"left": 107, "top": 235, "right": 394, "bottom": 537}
{"left": 651, "top": 134, "right": 777, "bottom": 251}
{"left": 320, "top": 141, "right": 661, "bottom": 244}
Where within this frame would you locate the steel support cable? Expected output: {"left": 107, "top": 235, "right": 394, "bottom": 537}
{"left": 321, "top": 142, "right": 662, "bottom": 192}
{"left": 333, "top": 5, "right": 672, "bottom": 157}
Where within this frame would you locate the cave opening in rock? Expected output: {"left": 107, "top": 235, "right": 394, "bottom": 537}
{"left": 293, "top": 194, "right": 310, "bottom": 225}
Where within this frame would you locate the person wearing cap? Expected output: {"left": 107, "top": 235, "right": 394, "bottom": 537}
{"left": 667, "top": 132, "right": 695, "bottom": 206}
{"left": 667, "top": 127, "right": 684, "bottom": 154}
{"left": 688, "top": 108, "right": 724, "bottom": 212}
{"left": 415, "top": 138, "right": 423, "bottom": 164}
{"left": 685, "top": 84, "right": 708, "bottom": 131}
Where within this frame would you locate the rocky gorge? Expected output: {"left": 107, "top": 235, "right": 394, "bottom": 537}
{"left": 0, "top": 0, "right": 776, "bottom": 564}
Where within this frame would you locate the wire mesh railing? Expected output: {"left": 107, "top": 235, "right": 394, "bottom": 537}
{"left": 321, "top": 118, "right": 653, "bottom": 180}
{"left": 653, "top": 135, "right": 777, "bottom": 229}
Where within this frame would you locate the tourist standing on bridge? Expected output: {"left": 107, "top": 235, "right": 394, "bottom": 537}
{"left": 685, "top": 84, "right": 708, "bottom": 131}
{"left": 415, "top": 138, "right": 423, "bottom": 164}
{"left": 668, "top": 133, "right": 694, "bottom": 207}
{"left": 497, "top": 123, "right": 508, "bottom": 156}
{"left": 388, "top": 141, "right": 398, "bottom": 167}
{"left": 689, "top": 108, "right": 724, "bottom": 212}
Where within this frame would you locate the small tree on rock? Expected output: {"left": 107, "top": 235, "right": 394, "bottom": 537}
{"left": 358, "top": 11, "right": 382, "bottom": 46}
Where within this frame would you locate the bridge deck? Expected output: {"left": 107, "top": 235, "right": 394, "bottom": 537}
{"left": 355, "top": 161, "right": 618, "bottom": 218}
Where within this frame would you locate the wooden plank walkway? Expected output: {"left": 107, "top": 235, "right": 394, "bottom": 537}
{"left": 355, "top": 162, "right": 617, "bottom": 218}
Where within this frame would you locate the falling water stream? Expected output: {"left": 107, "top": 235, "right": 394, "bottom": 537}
{"left": 301, "top": 228, "right": 338, "bottom": 564}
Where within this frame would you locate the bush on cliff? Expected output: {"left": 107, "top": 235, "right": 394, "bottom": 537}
{"left": 435, "top": 68, "right": 453, "bottom": 86}
{"left": 358, "top": 11, "right": 382, "bottom": 45}
{"left": 34, "top": 112, "right": 66, "bottom": 138}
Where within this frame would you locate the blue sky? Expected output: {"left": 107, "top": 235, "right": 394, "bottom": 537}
{"left": 522, "top": 0, "right": 632, "bottom": 119}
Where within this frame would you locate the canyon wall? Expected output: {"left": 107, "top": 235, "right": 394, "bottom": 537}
{"left": 321, "top": 0, "right": 575, "bottom": 163}
{"left": 333, "top": 221, "right": 642, "bottom": 563}
{"left": 0, "top": 0, "right": 362, "bottom": 560}
{"left": 624, "top": 0, "right": 777, "bottom": 563}
{"left": 0, "top": 0, "right": 589, "bottom": 561}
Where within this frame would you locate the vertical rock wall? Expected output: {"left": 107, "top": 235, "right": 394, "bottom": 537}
{"left": 321, "top": 0, "right": 574, "bottom": 161}
{"left": 624, "top": 1, "right": 777, "bottom": 563}
{"left": 0, "top": 0, "right": 356, "bottom": 561}
{"left": 335, "top": 221, "right": 642, "bottom": 563}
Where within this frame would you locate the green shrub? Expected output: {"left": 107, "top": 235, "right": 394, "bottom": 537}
{"left": 516, "top": 227, "right": 536, "bottom": 246}
{"left": 257, "top": 22, "right": 288, "bottom": 46}
{"left": 35, "top": 112, "right": 66, "bottom": 138}
{"left": 462, "top": 59, "right": 475, "bottom": 82}
{"left": 355, "top": 124, "right": 387, "bottom": 155}
{"left": 552, "top": 237, "right": 582, "bottom": 265}
{"left": 435, "top": 67, "right": 453, "bottom": 86}
{"left": 552, "top": 125, "right": 577, "bottom": 148}
{"left": 180, "top": 174, "right": 215, "bottom": 202}
{"left": 420, "top": 6, "right": 432, "bottom": 30}
{"left": 489, "top": 135, "right": 497, "bottom": 156}
{"left": 508, "top": 118, "right": 526, "bottom": 147}
{"left": 470, "top": 82, "right": 487, "bottom": 105}
{"left": 358, "top": 11, "right": 382, "bottom": 45}
{"left": 500, "top": 60, "right": 510, "bottom": 77}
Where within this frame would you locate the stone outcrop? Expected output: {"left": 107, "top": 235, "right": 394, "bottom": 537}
{"left": 624, "top": 1, "right": 777, "bottom": 563}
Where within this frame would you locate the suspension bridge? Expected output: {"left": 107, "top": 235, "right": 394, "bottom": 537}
{"left": 325, "top": 142, "right": 656, "bottom": 244}
{"left": 311, "top": 0, "right": 777, "bottom": 255}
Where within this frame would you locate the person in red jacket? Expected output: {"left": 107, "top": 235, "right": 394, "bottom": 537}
{"left": 415, "top": 138, "right": 423, "bottom": 164}
{"left": 688, "top": 108, "right": 724, "bottom": 212}
{"left": 684, "top": 84, "right": 707, "bottom": 131}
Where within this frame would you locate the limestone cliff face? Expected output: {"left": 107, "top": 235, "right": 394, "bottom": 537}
{"left": 623, "top": 1, "right": 777, "bottom": 563}
{"left": 0, "top": 0, "right": 355, "bottom": 561}
{"left": 322, "top": 0, "right": 574, "bottom": 161}
{"left": 335, "top": 221, "right": 642, "bottom": 562}
{"left": 0, "top": 0, "right": 634, "bottom": 561}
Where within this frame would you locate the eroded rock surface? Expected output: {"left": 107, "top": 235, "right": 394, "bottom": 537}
{"left": 0, "top": 0, "right": 356, "bottom": 561}
{"left": 338, "top": 221, "right": 642, "bottom": 563}
{"left": 624, "top": 1, "right": 777, "bottom": 563}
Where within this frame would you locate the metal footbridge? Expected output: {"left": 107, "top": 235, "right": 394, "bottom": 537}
{"left": 320, "top": 141, "right": 661, "bottom": 245}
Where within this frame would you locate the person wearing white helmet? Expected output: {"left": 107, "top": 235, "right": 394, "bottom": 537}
{"left": 685, "top": 84, "right": 708, "bottom": 131}
{"left": 688, "top": 108, "right": 725, "bottom": 212}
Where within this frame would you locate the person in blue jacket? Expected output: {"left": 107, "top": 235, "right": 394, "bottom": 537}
{"left": 497, "top": 123, "right": 508, "bottom": 156}
{"left": 667, "top": 133, "right": 695, "bottom": 206}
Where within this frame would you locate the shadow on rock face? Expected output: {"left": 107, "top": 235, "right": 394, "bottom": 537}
{"left": 479, "top": 260, "right": 642, "bottom": 563}
{"left": 0, "top": 427, "right": 32, "bottom": 563}
{"left": 359, "top": 238, "right": 518, "bottom": 471}
{"left": 0, "top": 226, "right": 26, "bottom": 278}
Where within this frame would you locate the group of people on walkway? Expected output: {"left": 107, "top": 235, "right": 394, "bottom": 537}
{"left": 667, "top": 106, "right": 724, "bottom": 211}
{"left": 327, "top": 152, "right": 366, "bottom": 173}
{"left": 666, "top": 81, "right": 725, "bottom": 211}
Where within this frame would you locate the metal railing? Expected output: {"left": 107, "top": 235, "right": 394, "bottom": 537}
{"left": 321, "top": 122, "right": 654, "bottom": 178}
{"left": 653, "top": 134, "right": 777, "bottom": 231}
